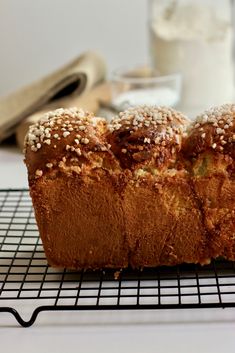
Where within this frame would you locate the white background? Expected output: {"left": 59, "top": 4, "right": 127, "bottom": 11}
{"left": 0, "top": 0, "right": 148, "bottom": 97}
{"left": 0, "top": 1, "right": 235, "bottom": 352}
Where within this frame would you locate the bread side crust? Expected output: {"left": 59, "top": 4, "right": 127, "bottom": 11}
{"left": 30, "top": 172, "right": 128, "bottom": 269}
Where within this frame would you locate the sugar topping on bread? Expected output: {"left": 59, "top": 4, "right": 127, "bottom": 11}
{"left": 108, "top": 106, "right": 189, "bottom": 170}
{"left": 25, "top": 104, "right": 235, "bottom": 181}
{"left": 185, "top": 104, "right": 235, "bottom": 157}
{"left": 24, "top": 107, "right": 115, "bottom": 180}
{"left": 26, "top": 107, "right": 99, "bottom": 153}
{"left": 109, "top": 105, "right": 188, "bottom": 143}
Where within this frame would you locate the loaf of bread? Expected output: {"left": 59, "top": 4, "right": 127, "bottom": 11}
{"left": 24, "top": 105, "right": 235, "bottom": 269}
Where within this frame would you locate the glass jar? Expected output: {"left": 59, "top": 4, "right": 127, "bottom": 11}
{"left": 111, "top": 66, "right": 181, "bottom": 111}
{"left": 149, "top": 0, "right": 235, "bottom": 118}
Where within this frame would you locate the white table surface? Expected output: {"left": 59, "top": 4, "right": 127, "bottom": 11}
{"left": 0, "top": 146, "right": 235, "bottom": 353}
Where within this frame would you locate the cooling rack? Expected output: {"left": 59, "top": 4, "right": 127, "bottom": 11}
{"left": 0, "top": 189, "right": 235, "bottom": 327}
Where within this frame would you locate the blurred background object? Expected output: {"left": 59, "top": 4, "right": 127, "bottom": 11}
{"left": 16, "top": 82, "right": 111, "bottom": 150}
{"left": 149, "top": 0, "right": 235, "bottom": 117}
{"left": 111, "top": 66, "right": 181, "bottom": 112}
{"left": 0, "top": 52, "right": 107, "bottom": 144}
{"left": 0, "top": 0, "right": 147, "bottom": 97}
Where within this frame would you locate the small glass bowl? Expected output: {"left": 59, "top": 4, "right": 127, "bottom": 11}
{"left": 111, "top": 66, "right": 182, "bottom": 112}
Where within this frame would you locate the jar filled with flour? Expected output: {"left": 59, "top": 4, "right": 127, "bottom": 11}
{"left": 149, "top": 0, "right": 235, "bottom": 118}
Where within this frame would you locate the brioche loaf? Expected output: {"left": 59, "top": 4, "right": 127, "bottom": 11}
{"left": 24, "top": 105, "right": 235, "bottom": 269}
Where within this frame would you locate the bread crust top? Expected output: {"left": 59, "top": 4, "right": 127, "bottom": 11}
{"left": 25, "top": 104, "right": 235, "bottom": 182}
{"left": 24, "top": 107, "right": 120, "bottom": 183}
{"left": 107, "top": 106, "right": 189, "bottom": 171}
{"left": 183, "top": 104, "right": 235, "bottom": 159}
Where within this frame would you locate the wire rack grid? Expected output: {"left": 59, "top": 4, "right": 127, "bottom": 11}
{"left": 0, "top": 189, "right": 235, "bottom": 327}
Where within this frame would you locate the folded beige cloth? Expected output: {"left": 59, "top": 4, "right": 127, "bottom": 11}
{"left": 16, "top": 82, "right": 112, "bottom": 150}
{"left": 0, "top": 51, "right": 106, "bottom": 143}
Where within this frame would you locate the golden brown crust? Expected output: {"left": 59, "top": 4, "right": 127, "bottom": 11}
{"left": 107, "top": 106, "right": 189, "bottom": 171}
{"left": 124, "top": 175, "right": 208, "bottom": 268}
{"left": 183, "top": 104, "right": 235, "bottom": 158}
{"left": 31, "top": 172, "right": 128, "bottom": 269}
{"left": 25, "top": 108, "right": 121, "bottom": 185}
{"left": 24, "top": 105, "right": 235, "bottom": 270}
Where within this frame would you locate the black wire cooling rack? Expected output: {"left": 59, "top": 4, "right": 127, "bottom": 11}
{"left": 0, "top": 189, "right": 235, "bottom": 327}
